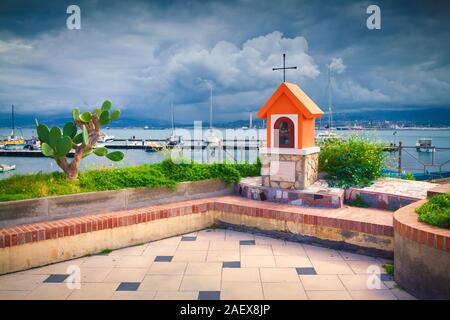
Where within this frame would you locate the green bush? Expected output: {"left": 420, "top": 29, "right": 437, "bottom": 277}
{"left": 0, "top": 159, "right": 261, "bottom": 202}
{"left": 319, "top": 135, "right": 386, "bottom": 188}
{"left": 416, "top": 193, "right": 450, "bottom": 229}
{"left": 402, "top": 172, "right": 416, "bottom": 181}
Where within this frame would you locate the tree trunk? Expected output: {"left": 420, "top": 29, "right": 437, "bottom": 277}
{"left": 56, "top": 114, "right": 100, "bottom": 180}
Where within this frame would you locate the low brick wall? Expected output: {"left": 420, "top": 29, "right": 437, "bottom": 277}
{"left": 0, "top": 179, "right": 231, "bottom": 227}
{"left": 345, "top": 188, "right": 418, "bottom": 211}
{"left": 0, "top": 196, "right": 394, "bottom": 275}
{"left": 393, "top": 200, "right": 450, "bottom": 299}
{"left": 236, "top": 177, "right": 344, "bottom": 208}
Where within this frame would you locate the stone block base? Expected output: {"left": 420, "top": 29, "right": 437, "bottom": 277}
{"left": 261, "top": 148, "right": 319, "bottom": 190}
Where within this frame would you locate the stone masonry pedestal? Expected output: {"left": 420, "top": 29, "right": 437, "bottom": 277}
{"left": 261, "top": 147, "right": 319, "bottom": 190}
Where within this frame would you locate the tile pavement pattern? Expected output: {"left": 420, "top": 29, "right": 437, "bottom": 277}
{"left": 0, "top": 229, "right": 416, "bottom": 300}
{"left": 0, "top": 196, "right": 393, "bottom": 249}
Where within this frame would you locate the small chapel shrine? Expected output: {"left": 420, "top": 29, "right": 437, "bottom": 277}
{"left": 257, "top": 81, "right": 324, "bottom": 190}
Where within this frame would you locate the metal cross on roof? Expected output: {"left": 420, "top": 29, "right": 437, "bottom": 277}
{"left": 272, "top": 53, "right": 297, "bottom": 82}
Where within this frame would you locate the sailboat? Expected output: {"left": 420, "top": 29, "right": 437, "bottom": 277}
{"left": 203, "top": 83, "right": 221, "bottom": 146}
{"left": 166, "top": 102, "right": 184, "bottom": 147}
{"left": 317, "top": 66, "right": 338, "bottom": 141}
{"left": 1, "top": 105, "right": 26, "bottom": 150}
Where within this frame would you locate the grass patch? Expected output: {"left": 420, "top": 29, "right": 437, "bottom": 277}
{"left": 100, "top": 248, "right": 113, "bottom": 255}
{"left": 416, "top": 193, "right": 450, "bottom": 229}
{"left": 383, "top": 263, "right": 394, "bottom": 276}
{"left": 0, "top": 158, "right": 261, "bottom": 202}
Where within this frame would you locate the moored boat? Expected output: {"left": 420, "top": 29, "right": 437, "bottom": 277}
{"left": 0, "top": 164, "right": 16, "bottom": 172}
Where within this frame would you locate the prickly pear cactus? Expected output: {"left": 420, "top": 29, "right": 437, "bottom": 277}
{"left": 35, "top": 100, "right": 124, "bottom": 180}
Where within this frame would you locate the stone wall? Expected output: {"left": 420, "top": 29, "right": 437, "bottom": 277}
{"left": 261, "top": 151, "right": 319, "bottom": 190}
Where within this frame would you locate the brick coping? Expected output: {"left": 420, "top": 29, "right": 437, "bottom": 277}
{"left": 0, "top": 196, "right": 393, "bottom": 249}
{"left": 393, "top": 200, "right": 450, "bottom": 252}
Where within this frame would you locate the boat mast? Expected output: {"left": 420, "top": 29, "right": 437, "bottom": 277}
{"left": 327, "top": 66, "right": 333, "bottom": 131}
{"left": 171, "top": 102, "right": 174, "bottom": 136}
{"left": 209, "top": 85, "right": 213, "bottom": 129}
{"left": 11, "top": 104, "right": 15, "bottom": 138}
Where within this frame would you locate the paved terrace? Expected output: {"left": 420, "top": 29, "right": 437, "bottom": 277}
{"left": 0, "top": 229, "right": 415, "bottom": 300}
{"left": 0, "top": 196, "right": 415, "bottom": 300}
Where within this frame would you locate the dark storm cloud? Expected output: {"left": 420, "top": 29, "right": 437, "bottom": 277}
{"left": 0, "top": 0, "right": 449, "bottom": 123}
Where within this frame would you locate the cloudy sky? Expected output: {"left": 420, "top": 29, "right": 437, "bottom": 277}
{"left": 1, "top": 0, "right": 449, "bottom": 124}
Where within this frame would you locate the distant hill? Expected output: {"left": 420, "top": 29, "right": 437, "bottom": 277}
{"left": 0, "top": 107, "right": 449, "bottom": 128}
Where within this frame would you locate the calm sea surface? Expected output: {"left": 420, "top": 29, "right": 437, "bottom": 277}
{"left": 0, "top": 127, "right": 449, "bottom": 179}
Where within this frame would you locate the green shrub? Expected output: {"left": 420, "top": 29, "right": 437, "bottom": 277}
{"left": 0, "top": 158, "right": 261, "bottom": 202}
{"left": 319, "top": 135, "right": 386, "bottom": 188}
{"left": 416, "top": 193, "right": 450, "bottom": 229}
{"left": 383, "top": 263, "right": 394, "bottom": 276}
{"left": 402, "top": 172, "right": 416, "bottom": 181}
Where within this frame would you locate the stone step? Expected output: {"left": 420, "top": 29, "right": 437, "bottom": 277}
{"left": 235, "top": 176, "right": 344, "bottom": 208}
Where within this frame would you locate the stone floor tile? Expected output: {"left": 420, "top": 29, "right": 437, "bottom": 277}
{"left": 116, "top": 282, "right": 141, "bottom": 291}
{"left": 142, "top": 245, "right": 178, "bottom": 256}
{"left": 154, "top": 291, "right": 198, "bottom": 300}
{"left": 338, "top": 251, "right": 378, "bottom": 262}
{"left": 240, "top": 245, "right": 273, "bottom": 256}
{"left": 259, "top": 268, "right": 300, "bottom": 283}
{"left": 225, "top": 231, "right": 254, "bottom": 241}
{"left": 198, "top": 291, "right": 221, "bottom": 300}
{"left": 208, "top": 240, "right": 240, "bottom": 251}
{"left": 180, "top": 275, "right": 221, "bottom": 291}
{"left": 111, "top": 290, "right": 156, "bottom": 300}
{"left": 271, "top": 244, "right": 306, "bottom": 256}
{"left": 147, "top": 262, "right": 187, "bottom": 275}
{"left": 79, "top": 267, "right": 112, "bottom": 283}
{"left": 390, "top": 288, "right": 417, "bottom": 300}
{"left": 81, "top": 256, "right": 120, "bottom": 268}
{"left": 239, "top": 240, "right": 256, "bottom": 246}
{"left": 300, "top": 275, "right": 346, "bottom": 291}
{"left": 222, "top": 261, "right": 241, "bottom": 268}
{"left": 0, "top": 274, "right": 47, "bottom": 291}
{"left": 349, "top": 289, "right": 397, "bottom": 300}
{"left": 154, "top": 255, "right": 173, "bottom": 262}
{"left": 103, "top": 268, "right": 147, "bottom": 283}
{"left": 296, "top": 267, "right": 317, "bottom": 275}
{"left": 178, "top": 241, "right": 210, "bottom": 251}
{"left": 44, "top": 274, "right": 69, "bottom": 283}
{"left": 303, "top": 245, "right": 343, "bottom": 261}
{"left": 339, "top": 275, "right": 388, "bottom": 291}
{"left": 306, "top": 290, "right": 353, "bottom": 300}
{"left": 311, "top": 260, "right": 354, "bottom": 275}
{"left": 262, "top": 282, "right": 307, "bottom": 300}
{"left": 173, "top": 251, "right": 207, "bottom": 262}
{"left": 254, "top": 236, "right": 285, "bottom": 245}
{"left": 139, "top": 275, "right": 183, "bottom": 291}
{"left": 185, "top": 262, "right": 222, "bottom": 275}
{"left": 196, "top": 229, "right": 226, "bottom": 241}
{"left": 181, "top": 236, "right": 197, "bottom": 241}
{"left": 274, "top": 255, "right": 312, "bottom": 268}
{"left": 207, "top": 251, "right": 240, "bottom": 262}
{"left": 25, "top": 283, "right": 73, "bottom": 300}
{"left": 0, "top": 290, "right": 30, "bottom": 300}
{"left": 67, "top": 283, "right": 118, "bottom": 300}
{"left": 346, "top": 260, "right": 385, "bottom": 274}
{"left": 115, "top": 256, "right": 154, "bottom": 268}
{"left": 221, "top": 282, "right": 263, "bottom": 300}
{"left": 241, "top": 255, "right": 276, "bottom": 268}
{"left": 222, "top": 268, "right": 260, "bottom": 282}
{"left": 109, "top": 244, "right": 148, "bottom": 256}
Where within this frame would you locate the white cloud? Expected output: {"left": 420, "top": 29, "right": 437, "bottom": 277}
{"left": 328, "top": 57, "right": 346, "bottom": 74}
